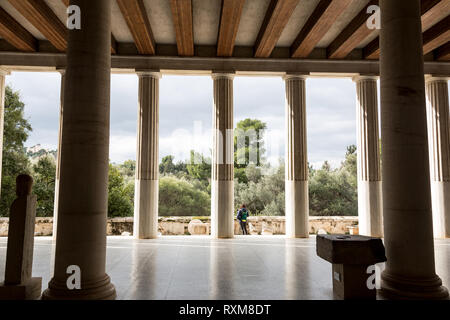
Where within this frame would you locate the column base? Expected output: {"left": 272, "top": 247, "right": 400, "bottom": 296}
{"left": 41, "top": 274, "right": 116, "bottom": 300}
{"left": 0, "top": 277, "right": 42, "bottom": 300}
{"left": 285, "top": 180, "right": 309, "bottom": 238}
{"left": 211, "top": 180, "right": 234, "bottom": 239}
{"left": 134, "top": 179, "right": 159, "bottom": 239}
{"left": 380, "top": 271, "right": 449, "bottom": 300}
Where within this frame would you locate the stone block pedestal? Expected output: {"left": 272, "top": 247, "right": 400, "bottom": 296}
{"left": 0, "top": 277, "right": 42, "bottom": 300}
{"left": 317, "top": 234, "right": 386, "bottom": 300}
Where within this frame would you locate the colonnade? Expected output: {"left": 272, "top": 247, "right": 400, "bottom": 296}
{"left": 0, "top": 0, "right": 448, "bottom": 300}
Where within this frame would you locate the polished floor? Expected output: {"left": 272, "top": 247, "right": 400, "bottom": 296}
{"left": 0, "top": 235, "right": 449, "bottom": 300}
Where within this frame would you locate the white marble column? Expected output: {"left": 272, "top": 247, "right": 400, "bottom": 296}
{"left": 52, "top": 69, "right": 65, "bottom": 240}
{"left": 42, "top": 0, "right": 116, "bottom": 300}
{"left": 425, "top": 76, "right": 450, "bottom": 239}
{"left": 379, "top": 0, "right": 448, "bottom": 299}
{"left": 354, "top": 76, "right": 383, "bottom": 237}
{"left": 134, "top": 71, "right": 160, "bottom": 239}
{"left": 211, "top": 73, "right": 234, "bottom": 239}
{"left": 0, "top": 68, "right": 9, "bottom": 196}
{"left": 284, "top": 74, "right": 309, "bottom": 238}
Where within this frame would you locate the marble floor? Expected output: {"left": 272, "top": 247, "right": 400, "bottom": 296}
{"left": 0, "top": 235, "right": 449, "bottom": 300}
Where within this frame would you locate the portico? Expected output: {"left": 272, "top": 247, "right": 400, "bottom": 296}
{"left": 0, "top": 0, "right": 449, "bottom": 300}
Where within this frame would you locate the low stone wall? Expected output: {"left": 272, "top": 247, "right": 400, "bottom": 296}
{"left": 0, "top": 216, "right": 358, "bottom": 237}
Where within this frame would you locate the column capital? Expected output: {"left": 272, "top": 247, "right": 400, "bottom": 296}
{"left": 136, "top": 70, "right": 162, "bottom": 79}
{"left": 0, "top": 67, "right": 11, "bottom": 76}
{"left": 425, "top": 75, "right": 449, "bottom": 83}
{"left": 212, "top": 72, "right": 235, "bottom": 80}
{"left": 352, "top": 74, "right": 378, "bottom": 82}
{"left": 283, "top": 73, "right": 308, "bottom": 81}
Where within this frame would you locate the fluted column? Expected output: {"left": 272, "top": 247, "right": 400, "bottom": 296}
{"left": 0, "top": 68, "right": 9, "bottom": 196}
{"left": 425, "top": 76, "right": 450, "bottom": 239}
{"left": 354, "top": 75, "right": 383, "bottom": 237}
{"left": 211, "top": 73, "right": 234, "bottom": 239}
{"left": 52, "top": 69, "right": 65, "bottom": 240}
{"left": 42, "top": 0, "right": 116, "bottom": 300}
{"left": 284, "top": 74, "right": 309, "bottom": 238}
{"left": 379, "top": 0, "right": 448, "bottom": 299}
{"left": 134, "top": 71, "right": 160, "bottom": 239}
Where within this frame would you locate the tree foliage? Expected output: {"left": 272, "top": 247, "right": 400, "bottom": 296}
{"left": 0, "top": 86, "right": 32, "bottom": 216}
{"left": 32, "top": 156, "right": 56, "bottom": 217}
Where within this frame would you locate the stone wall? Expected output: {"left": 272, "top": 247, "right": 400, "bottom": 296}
{"left": 0, "top": 216, "right": 358, "bottom": 237}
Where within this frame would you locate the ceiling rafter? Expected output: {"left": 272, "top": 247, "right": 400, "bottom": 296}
{"left": 0, "top": 6, "right": 37, "bottom": 52}
{"left": 8, "top": 0, "right": 67, "bottom": 52}
{"left": 217, "top": 0, "right": 245, "bottom": 57}
{"left": 170, "top": 0, "right": 194, "bottom": 56}
{"left": 423, "top": 15, "right": 450, "bottom": 55}
{"left": 254, "top": 0, "right": 300, "bottom": 58}
{"left": 291, "top": 0, "right": 353, "bottom": 58}
{"left": 116, "top": 0, "right": 156, "bottom": 55}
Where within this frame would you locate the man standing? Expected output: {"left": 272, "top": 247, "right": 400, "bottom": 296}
{"left": 237, "top": 204, "right": 250, "bottom": 235}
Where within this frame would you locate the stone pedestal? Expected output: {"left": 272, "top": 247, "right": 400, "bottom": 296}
{"left": 354, "top": 76, "right": 383, "bottom": 237}
{"left": 425, "top": 77, "right": 450, "bottom": 239}
{"left": 42, "top": 0, "right": 116, "bottom": 300}
{"left": 284, "top": 74, "right": 309, "bottom": 238}
{"left": 134, "top": 71, "right": 161, "bottom": 239}
{"left": 316, "top": 234, "right": 386, "bottom": 300}
{"left": 211, "top": 73, "right": 234, "bottom": 239}
{"left": 0, "top": 175, "right": 41, "bottom": 300}
{"left": 379, "top": 0, "right": 448, "bottom": 299}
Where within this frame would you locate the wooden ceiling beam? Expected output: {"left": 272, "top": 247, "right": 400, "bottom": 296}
{"left": 0, "top": 7, "right": 37, "bottom": 52}
{"left": 116, "top": 0, "right": 155, "bottom": 55}
{"left": 327, "top": 0, "right": 378, "bottom": 59}
{"left": 291, "top": 0, "right": 352, "bottom": 58}
{"left": 363, "top": 0, "right": 449, "bottom": 59}
{"left": 8, "top": 0, "right": 67, "bottom": 52}
{"left": 170, "top": 0, "right": 194, "bottom": 56}
{"left": 423, "top": 15, "right": 450, "bottom": 55}
{"left": 254, "top": 0, "right": 300, "bottom": 58}
{"left": 217, "top": 0, "right": 245, "bottom": 57}
{"left": 435, "top": 42, "right": 450, "bottom": 61}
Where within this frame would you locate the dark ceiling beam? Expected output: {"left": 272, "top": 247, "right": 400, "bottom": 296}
{"left": 62, "top": 0, "right": 117, "bottom": 54}
{"left": 217, "top": 0, "right": 245, "bottom": 57}
{"left": 363, "top": 0, "right": 448, "bottom": 59}
{"left": 254, "top": 0, "right": 300, "bottom": 58}
{"left": 327, "top": 0, "right": 378, "bottom": 59}
{"left": 0, "top": 7, "right": 37, "bottom": 52}
{"left": 170, "top": 0, "right": 194, "bottom": 56}
{"left": 291, "top": 0, "right": 353, "bottom": 58}
{"left": 423, "top": 16, "right": 450, "bottom": 55}
{"left": 116, "top": 0, "right": 156, "bottom": 55}
{"left": 435, "top": 42, "right": 450, "bottom": 61}
{"left": 8, "top": 0, "right": 67, "bottom": 52}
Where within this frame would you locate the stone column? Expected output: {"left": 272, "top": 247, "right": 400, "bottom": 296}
{"left": 425, "top": 76, "right": 450, "bottom": 239}
{"left": 52, "top": 69, "right": 65, "bottom": 240}
{"left": 211, "top": 73, "right": 234, "bottom": 239}
{"left": 134, "top": 71, "right": 161, "bottom": 239}
{"left": 0, "top": 68, "right": 9, "bottom": 196}
{"left": 379, "top": 0, "right": 448, "bottom": 299}
{"left": 42, "top": 0, "right": 116, "bottom": 300}
{"left": 354, "top": 76, "right": 383, "bottom": 237}
{"left": 284, "top": 74, "right": 309, "bottom": 238}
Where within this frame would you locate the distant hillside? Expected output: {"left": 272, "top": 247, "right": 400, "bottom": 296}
{"left": 26, "top": 144, "right": 57, "bottom": 164}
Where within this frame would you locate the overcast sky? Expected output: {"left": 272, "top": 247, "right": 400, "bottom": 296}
{"left": 6, "top": 72, "right": 361, "bottom": 169}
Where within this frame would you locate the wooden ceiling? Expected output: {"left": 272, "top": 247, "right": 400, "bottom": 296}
{"left": 0, "top": 0, "right": 448, "bottom": 62}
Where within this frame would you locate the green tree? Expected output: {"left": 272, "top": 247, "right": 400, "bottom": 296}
{"left": 108, "top": 164, "right": 134, "bottom": 217}
{"left": 0, "top": 86, "right": 32, "bottom": 216}
{"left": 32, "top": 156, "right": 56, "bottom": 217}
{"left": 159, "top": 176, "right": 210, "bottom": 216}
